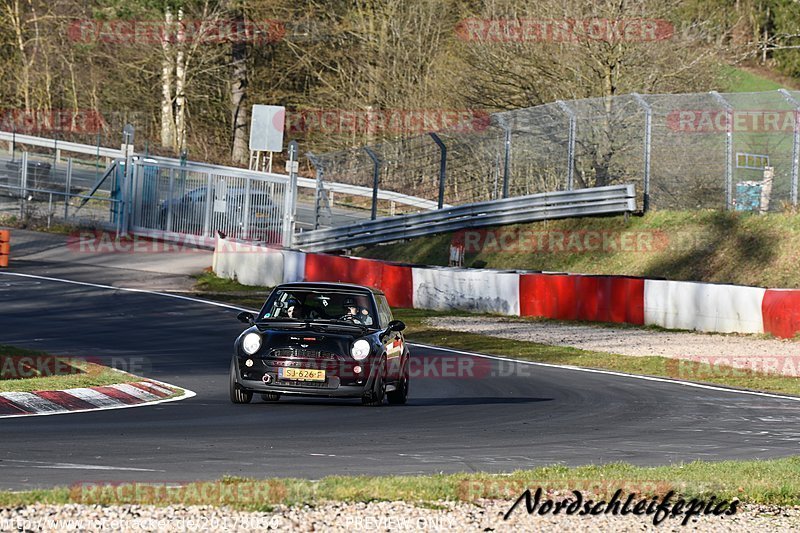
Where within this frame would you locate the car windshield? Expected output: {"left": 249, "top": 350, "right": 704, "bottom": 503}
{"left": 259, "top": 289, "right": 376, "bottom": 327}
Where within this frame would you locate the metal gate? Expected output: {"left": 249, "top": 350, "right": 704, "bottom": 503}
{"left": 129, "top": 157, "right": 291, "bottom": 245}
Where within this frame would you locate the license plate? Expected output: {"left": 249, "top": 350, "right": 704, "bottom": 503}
{"left": 279, "top": 367, "right": 326, "bottom": 381}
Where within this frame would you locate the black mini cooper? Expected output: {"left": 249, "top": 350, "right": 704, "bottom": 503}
{"left": 230, "top": 282, "right": 410, "bottom": 406}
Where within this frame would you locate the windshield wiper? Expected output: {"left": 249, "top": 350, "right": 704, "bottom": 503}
{"left": 307, "top": 319, "right": 367, "bottom": 331}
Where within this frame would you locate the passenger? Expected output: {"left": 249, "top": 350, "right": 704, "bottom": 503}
{"left": 340, "top": 297, "right": 373, "bottom": 326}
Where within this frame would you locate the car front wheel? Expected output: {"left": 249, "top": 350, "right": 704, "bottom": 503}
{"left": 387, "top": 356, "right": 409, "bottom": 405}
{"left": 229, "top": 358, "right": 252, "bottom": 404}
{"left": 362, "top": 358, "right": 386, "bottom": 407}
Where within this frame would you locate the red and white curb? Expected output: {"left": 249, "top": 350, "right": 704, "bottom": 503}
{"left": 0, "top": 380, "right": 195, "bottom": 418}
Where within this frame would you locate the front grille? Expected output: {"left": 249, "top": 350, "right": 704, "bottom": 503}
{"left": 269, "top": 348, "right": 343, "bottom": 361}
{"left": 276, "top": 377, "right": 340, "bottom": 389}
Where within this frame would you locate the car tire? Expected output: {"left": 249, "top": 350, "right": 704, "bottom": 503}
{"left": 261, "top": 392, "right": 281, "bottom": 402}
{"left": 387, "top": 357, "right": 409, "bottom": 405}
{"left": 362, "top": 358, "right": 386, "bottom": 407}
{"left": 230, "top": 359, "right": 252, "bottom": 404}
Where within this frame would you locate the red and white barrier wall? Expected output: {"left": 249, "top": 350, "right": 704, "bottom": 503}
{"left": 644, "top": 280, "right": 766, "bottom": 334}
{"left": 213, "top": 240, "right": 800, "bottom": 338}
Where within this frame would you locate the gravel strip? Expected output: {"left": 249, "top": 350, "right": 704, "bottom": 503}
{"left": 425, "top": 317, "right": 800, "bottom": 376}
{"left": 2, "top": 501, "right": 799, "bottom": 532}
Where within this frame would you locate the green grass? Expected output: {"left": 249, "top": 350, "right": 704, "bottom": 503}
{"left": 0, "top": 215, "right": 84, "bottom": 236}
{"left": 724, "top": 65, "right": 788, "bottom": 92}
{"left": 358, "top": 210, "right": 800, "bottom": 289}
{"left": 0, "top": 344, "right": 141, "bottom": 393}
{"left": 2, "top": 457, "right": 800, "bottom": 510}
{"left": 193, "top": 271, "right": 268, "bottom": 293}
{"left": 393, "top": 309, "right": 800, "bottom": 397}
{"left": 190, "top": 271, "right": 270, "bottom": 309}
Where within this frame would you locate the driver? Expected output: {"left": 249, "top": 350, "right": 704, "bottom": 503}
{"left": 340, "top": 297, "right": 373, "bottom": 326}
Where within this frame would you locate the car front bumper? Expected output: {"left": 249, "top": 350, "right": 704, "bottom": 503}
{"left": 233, "top": 356, "right": 377, "bottom": 398}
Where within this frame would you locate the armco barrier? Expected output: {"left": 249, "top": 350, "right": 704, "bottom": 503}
{"left": 644, "top": 280, "right": 766, "bottom": 334}
{"left": 519, "top": 274, "right": 644, "bottom": 324}
{"left": 762, "top": 289, "right": 800, "bottom": 339}
{"left": 412, "top": 267, "right": 520, "bottom": 315}
{"left": 212, "top": 239, "right": 800, "bottom": 338}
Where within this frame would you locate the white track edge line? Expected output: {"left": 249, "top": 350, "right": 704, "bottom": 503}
{"left": 408, "top": 342, "right": 800, "bottom": 403}
{"left": 0, "top": 271, "right": 246, "bottom": 311}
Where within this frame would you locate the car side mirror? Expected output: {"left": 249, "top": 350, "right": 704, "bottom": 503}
{"left": 388, "top": 320, "right": 405, "bottom": 332}
{"left": 237, "top": 311, "right": 254, "bottom": 324}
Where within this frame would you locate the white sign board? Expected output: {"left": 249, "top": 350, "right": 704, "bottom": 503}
{"left": 249, "top": 105, "right": 285, "bottom": 152}
{"left": 213, "top": 179, "right": 227, "bottom": 213}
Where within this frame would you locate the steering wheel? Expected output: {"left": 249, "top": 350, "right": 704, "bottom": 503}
{"left": 339, "top": 313, "right": 358, "bottom": 322}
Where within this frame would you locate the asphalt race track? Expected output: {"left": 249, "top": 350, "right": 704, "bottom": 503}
{"left": 1, "top": 264, "right": 800, "bottom": 491}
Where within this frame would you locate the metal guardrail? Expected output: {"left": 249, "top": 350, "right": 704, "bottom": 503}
{"left": 0, "top": 131, "right": 124, "bottom": 159}
{"left": 0, "top": 134, "right": 442, "bottom": 213}
{"left": 139, "top": 155, "right": 443, "bottom": 211}
{"left": 294, "top": 184, "right": 638, "bottom": 252}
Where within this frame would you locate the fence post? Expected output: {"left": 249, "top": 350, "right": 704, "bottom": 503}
{"left": 710, "top": 91, "right": 733, "bottom": 210}
{"left": 20, "top": 151, "right": 28, "bottom": 218}
{"left": 779, "top": 89, "right": 800, "bottom": 208}
{"left": 282, "top": 140, "right": 299, "bottom": 247}
{"left": 120, "top": 125, "right": 135, "bottom": 237}
{"left": 65, "top": 158, "right": 73, "bottom": 220}
{"left": 166, "top": 168, "right": 174, "bottom": 232}
{"left": 556, "top": 100, "right": 576, "bottom": 190}
{"left": 202, "top": 172, "right": 214, "bottom": 238}
{"left": 632, "top": 93, "right": 652, "bottom": 211}
{"left": 241, "top": 176, "right": 253, "bottom": 240}
{"left": 363, "top": 147, "right": 381, "bottom": 219}
{"left": 307, "top": 152, "right": 325, "bottom": 230}
{"left": 429, "top": 132, "right": 447, "bottom": 208}
{"left": 495, "top": 114, "right": 512, "bottom": 198}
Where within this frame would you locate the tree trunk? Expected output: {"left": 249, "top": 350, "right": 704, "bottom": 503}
{"left": 230, "top": 9, "right": 249, "bottom": 165}
{"left": 160, "top": 7, "right": 175, "bottom": 149}
{"left": 174, "top": 7, "right": 188, "bottom": 153}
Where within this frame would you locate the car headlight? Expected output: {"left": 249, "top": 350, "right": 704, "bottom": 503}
{"left": 242, "top": 332, "right": 262, "bottom": 355}
{"left": 351, "top": 339, "right": 371, "bottom": 361}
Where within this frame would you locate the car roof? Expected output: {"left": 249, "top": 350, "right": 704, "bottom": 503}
{"left": 275, "top": 281, "right": 384, "bottom": 296}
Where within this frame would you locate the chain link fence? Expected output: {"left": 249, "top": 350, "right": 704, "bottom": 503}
{"left": 0, "top": 151, "right": 121, "bottom": 229}
{"left": 308, "top": 90, "right": 800, "bottom": 227}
